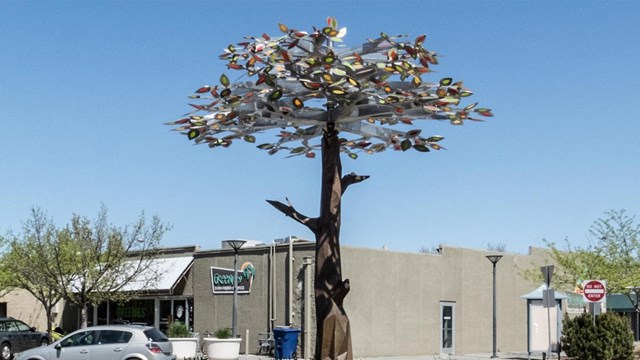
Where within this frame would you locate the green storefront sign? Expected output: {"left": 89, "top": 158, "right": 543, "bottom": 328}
{"left": 210, "top": 262, "right": 256, "bottom": 294}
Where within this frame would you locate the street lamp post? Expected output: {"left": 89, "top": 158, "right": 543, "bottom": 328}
{"left": 486, "top": 255, "right": 503, "bottom": 359}
{"left": 224, "top": 240, "right": 247, "bottom": 338}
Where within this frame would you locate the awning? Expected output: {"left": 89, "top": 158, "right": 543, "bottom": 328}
{"left": 122, "top": 256, "right": 193, "bottom": 294}
{"left": 607, "top": 293, "right": 637, "bottom": 312}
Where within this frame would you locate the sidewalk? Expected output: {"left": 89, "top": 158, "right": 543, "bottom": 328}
{"left": 239, "top": 352, "right": 554, "bottom": 360}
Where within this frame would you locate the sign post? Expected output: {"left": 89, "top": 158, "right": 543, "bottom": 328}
{"left": 540, "top": 265, "right": 555, "bottom": 358}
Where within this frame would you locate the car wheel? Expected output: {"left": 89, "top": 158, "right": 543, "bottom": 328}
{"left": 0, "top": 342, "right": 11, "bottom": 360}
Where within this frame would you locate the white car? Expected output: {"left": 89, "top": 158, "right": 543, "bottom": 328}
{"left": 15, "top": 325, "right": 175, "bottom": 360}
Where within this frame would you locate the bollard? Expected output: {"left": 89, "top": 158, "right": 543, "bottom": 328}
{"left": 245, "top": 329, "right": 249, "bottom": 355}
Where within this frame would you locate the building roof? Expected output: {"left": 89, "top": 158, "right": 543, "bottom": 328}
{"left": 122, "top": 256, "right": 193, "bottom": 294}
{"left": 521, "top": 283, "right": 568, "bottom": 300}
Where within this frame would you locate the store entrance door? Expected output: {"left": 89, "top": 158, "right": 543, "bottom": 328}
{"left": 159, "top": 299, "right": 193, "bottom": 334}
{"left": 440, "top": 302, "right": 455, "bottom": 355}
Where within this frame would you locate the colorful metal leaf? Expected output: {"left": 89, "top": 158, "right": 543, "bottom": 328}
{"left": 269, "top": 89, "right": 283, "bottom": 101}
{"left": 188, "top": 129, "right": 200, "bottom": 140}
{"left": 475, "top": 108, "right": 494, "bottom": 117}
{"left": 292, "top": 97, "right": 304, "bottom": 109}
{"left": 413, "top": 144, "right": 430, "bottom": 152}
{"left": 257, "top": 143, "right": 275, "bottom": 150}
{"left": 426, "top": 135, "right": 444, "bottom": 142}
{"left": 400, "top": 139, "right": 412, "bottom": 151}
{"left": 220, "top": 74, "right": 230, "bottom": 87}
{"left": 405, "top": 129, "right": 422, "bottom": 138}
{"left": 440, "top": 78, "right": 453, "bottom": 86}
{"left": 169, "top": 18, "right": 490, "bottom": 159}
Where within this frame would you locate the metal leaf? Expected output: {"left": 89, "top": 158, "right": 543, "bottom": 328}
{"left": 220, "top": 74, "right": 230, "bottom": 87}
{"left": 413, "top": 144, "right": 430, "bottom": 152}
{"left": 257, "top": 143, "right": 275, "bottom": 150}
{"left": 188, "top": 129, "right": 200, "bottom": 140}
{"left": 400, "top": 139, "right": 412, "bottom": 151}
{"left": 439, "top": 78, "right": 453, "bottom": 87}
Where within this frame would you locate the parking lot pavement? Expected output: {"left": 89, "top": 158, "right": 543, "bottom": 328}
{"left": 239, "top": 352, "right": 554, "bottom": 360}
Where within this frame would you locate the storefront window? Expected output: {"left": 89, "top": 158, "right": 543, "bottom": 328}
{"left": 112, "top": 299, "right": 155, "bottom": 325}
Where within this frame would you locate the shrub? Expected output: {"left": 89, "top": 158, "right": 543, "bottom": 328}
{"left": 166, "top": 321, "right": 191, "bottom": 338}
{"left": 214, "top": 327, "right": 232, "bottom": 339}
{"left": 562, "top": 312, "right": 633, "bottom": 360}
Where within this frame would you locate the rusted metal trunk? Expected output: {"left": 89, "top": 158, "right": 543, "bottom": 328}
{"left": 314, "top": 128, "right": 352, "bottom": 360}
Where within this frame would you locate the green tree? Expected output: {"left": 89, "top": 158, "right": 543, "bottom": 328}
{"left": 0, "top": 208, "right": 63, "bottom": 334}
{"left": 543, "top": 210, "right": 640, "bottom": 308}
{"left": 1, "top": 206, "right": 170, "bottom": 329}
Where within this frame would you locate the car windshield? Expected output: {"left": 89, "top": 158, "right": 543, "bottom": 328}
{"left": 144, "top": 328, "right": 169, "bottom": 342}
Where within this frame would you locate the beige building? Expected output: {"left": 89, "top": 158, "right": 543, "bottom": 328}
{"left": 0, "top": 288, "right": 58, "bottom": 333}
{"left": 192, "top": 241, "right": 553, "bottom": 358}
{"left": 0, "top": 242, "right": 557, "bottom": 358}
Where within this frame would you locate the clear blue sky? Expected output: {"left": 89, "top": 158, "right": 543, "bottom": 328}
{"left": 1, "top": 1, "right": 638, "bottom": 255}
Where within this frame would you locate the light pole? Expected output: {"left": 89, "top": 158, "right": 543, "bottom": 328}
{"left": 486, "top": 255, "right": 503, "bottom": 359}
{"left": 224, "top": 239, "right": 247, "bottom": 338}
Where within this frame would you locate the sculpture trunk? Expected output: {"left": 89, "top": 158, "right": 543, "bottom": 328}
{"left": 315, "top": 129, "right": 353, "bottom": 360}
{"left": 266, "top": 124, "right": 368, "bottom": 359}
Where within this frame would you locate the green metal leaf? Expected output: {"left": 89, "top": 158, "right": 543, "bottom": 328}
{"left": 257, "top": 143, "right": 274, "bottom": 150}
{"left": 400, "top": 139, "right": 412, "bottom": 151}
{"left": 426, "top": 135, "right": 444, "bottom": 142}
{"left": 220, "top": 74, "right": 230, "bottom": 87}
{"left": 290, "top": 146, "right": 306, "bottom": 154}
{"left": 439, "top": 78, "right": 453, "bottom": 87}
{"left": 413, "top": 144, "right": 430, "bottom": 152}
{"left": 348, "top": 153, "right": 358, "bottom": 160}
{"left": 188, "top": 129, "right": 200, "bottom": 140}
{"left": 244, "top": 135, "right": 256, "bottom": 143}
{"left": 269, "top": 89, "right": 283, "bottom": 101}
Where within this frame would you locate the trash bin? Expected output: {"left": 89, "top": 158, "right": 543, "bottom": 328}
{"left": 273, "top": 327, "right": 301, "bottom": 360}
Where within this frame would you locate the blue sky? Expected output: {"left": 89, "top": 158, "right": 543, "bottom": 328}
{"left": 1, "top": 1, "right": 638, "bottom": 255}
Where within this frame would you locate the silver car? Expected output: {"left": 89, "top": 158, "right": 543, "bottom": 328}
{"left": 14, "top": 325, "right": 175, "bottom": 360}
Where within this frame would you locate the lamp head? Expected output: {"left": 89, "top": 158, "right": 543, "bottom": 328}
{"left": 224, "top": 239, "right": 247, "bottom": 251}
{"left": 485, "top": 254, "right": 503, "bottom": 264}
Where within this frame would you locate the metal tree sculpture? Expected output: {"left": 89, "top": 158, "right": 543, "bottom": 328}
{"left": 167, "top": 17, "right": 491, "bottom": 360}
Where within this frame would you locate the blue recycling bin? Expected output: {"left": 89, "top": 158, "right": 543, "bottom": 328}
{"left": 273, "top": 327, "right": 301, "bottom": 360}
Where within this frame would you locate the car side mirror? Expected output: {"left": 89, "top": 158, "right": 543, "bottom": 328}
{"left": 30, "top": 327, "right": 36, "bottom": 332}
{"left": 55, "top": 343, "right": 62, "bottom": 350}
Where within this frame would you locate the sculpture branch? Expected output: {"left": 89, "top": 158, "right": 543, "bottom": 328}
{"left": 341, "top": 172, "right": 370, "bottom": 195}
{"left": 266, "top": 199, "right": 318, "bottom": 233}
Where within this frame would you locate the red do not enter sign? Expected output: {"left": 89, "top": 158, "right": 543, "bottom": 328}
{"left": 583, "top": 280, "right": 606, "bottom": 302}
